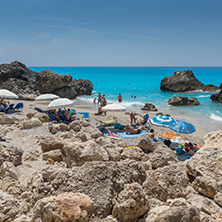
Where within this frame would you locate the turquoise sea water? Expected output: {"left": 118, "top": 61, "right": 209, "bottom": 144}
{"left": 31, "top": 67, "right": 222, "bottom": 131}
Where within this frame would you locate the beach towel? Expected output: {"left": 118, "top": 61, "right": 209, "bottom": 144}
{"left": 102, "top": 119, "right": 116, "bottom": 125}
{"left": 117, "top": 130, "right": 148, "bottom": 138}
{"left": 160, "top": 132, "right": 188, "bottom": 140}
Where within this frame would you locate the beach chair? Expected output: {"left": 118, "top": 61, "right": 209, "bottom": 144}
{"left": 3, "top": 104, "right": 14, "bottom": 113}
{"left": 78, "top": 111, "right": 90, "bottom": 121}
{"left": 48, "top": 114, "right": 59, "bottom": 122}
{"left": 13, "top": 102, "right": 23, "bottom": 111}
{"left": 35, "top": 107, "right": 49, "bottom": 113}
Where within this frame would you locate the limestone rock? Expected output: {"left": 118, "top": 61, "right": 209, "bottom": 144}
{"left": 14, "top": 215, "right": 33, "bottom": 222}
{"left": 138, "top": 137, "right": 156, "bottom": 153}
{"left": 0, "top": 113, "right": 18, "bottom": 124}
{"left": 33, "top": 192, "right": 94, "bottom": 222}
{"left": 168, "top": 96, "right": 200, "bottom": 106}
{"left": 112, "top": 183, "right": 150, "bottom": 222}
{"left": 63, "top": 141, "right": 110, "bottom": 167}
{"left": 0, "top": 161, "right": 18, "bottom": 180}
{"left": 29, "top": 161, "right": 146, "bottom": 217}
{"left": 121, "top": 146, "right": 144, "bottom": 161}
{"left": 192, "top": 176, "right": 217, "bottom": 199}
{"left": 141, "top": 103, "right": 158, "bottom": 111}
{"left": 148, "top": 144, "right": 177, "bottom": 169}
{"left": 143, "top": 163, "right": 189, "bottom": 201}
{"left": 41, "top": 136, "right": 66, "bottom": 152}
{"left": 203, "top": 130, "right": 222, "bottom": 148}
{"left": 0, "top": 144, "right": 23, "bottom": 166}
{"left": 145, "top": 198, "right": 200, "bottom": 222}
{"left": 187, "top": 193, "right": 222, "bottom": 220}
{"left": 20, "top": 118, "right": 42, "bottom": 129}
{"left": 43, "top": 149, "right": 64, "bottom": 162}
{"left": 0, "top": 190, "right": 22, "bottom": 221}
{"left": 0, "top": 177, "right": 25, "bottom": 197}
{"left": 48, "top": 123, "right": 68, "bottom": 134}
{"left": 160, "top": 69, "right": 218, "bottom": 92}
{"left": 37, "top": 113, "right": 51, "bottom": 122}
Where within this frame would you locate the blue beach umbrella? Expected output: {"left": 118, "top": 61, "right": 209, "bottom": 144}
{"left": 149, "top": 115, "right": 175, "bottom": 128}
{"left": 169, "top": 120, "right": 196, "bottom": 134}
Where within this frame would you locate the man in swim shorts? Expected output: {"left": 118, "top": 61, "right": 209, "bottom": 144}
{"left": 97, "top": 93, "right": 102, "bottom": 104}
{"left": 118, "top": 93, "right": 122, "bottom": 102}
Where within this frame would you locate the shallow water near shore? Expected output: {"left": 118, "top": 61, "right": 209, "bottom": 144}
{"left": 31, "top": 66, "right": 222, "bottom": 132}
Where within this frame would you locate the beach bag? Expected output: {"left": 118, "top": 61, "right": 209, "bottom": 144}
{"left": 164, "top": 139, "right": 171, "bottom": 147}
{"left": 176, "top": 147, "right": 185, "bottom": 155}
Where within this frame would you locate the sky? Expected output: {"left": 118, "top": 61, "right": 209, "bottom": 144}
{"left": 0, "top": 0, "right": 222, "bottom": 66}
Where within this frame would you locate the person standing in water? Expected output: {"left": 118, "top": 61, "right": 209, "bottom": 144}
{"left": 97, "top": 93, "right": 102, "bottom": 104}
{"left": 118, "top": 93, "right": 122, "bottom": 102}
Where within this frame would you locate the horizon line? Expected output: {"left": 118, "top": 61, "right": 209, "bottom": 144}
{"left": 29, "top": 65, "right": 222, "bottom": 68}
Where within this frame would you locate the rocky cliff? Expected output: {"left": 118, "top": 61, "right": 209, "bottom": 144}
{"left": 0, "top": 61, "right": 93, "bottom": 99}
{"left": 211, "top": 83, "right": 222, "bottom": 103}
{"left": 160, "top": 70, "right": 219, "bottom": 92}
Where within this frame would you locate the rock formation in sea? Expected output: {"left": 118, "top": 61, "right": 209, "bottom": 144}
{"left": 141, "top": 103, "right": 158, "bottom": 111}
{"left": 211, "top": 83, "right": 222, "bottom": 103}
{"left": 168, "top": 96, "right": 200, "bottom": 106}
{"left": 0, "top": 61, "right": 93, "bottom": 99}
{"left": 160, "top": 69, "right": 219, "bottom": 92}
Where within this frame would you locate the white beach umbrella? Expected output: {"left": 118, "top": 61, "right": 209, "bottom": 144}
{"left": 0, "top": 89, "right": 19, "bottom": 99}
{"left": 102, "top": 103, "right": 126, "bottom": 117}
{"left": 48, "top": 98, "right": 74, "bottom": 109}
{"left": 35, "top": 94, "right": 60, "bottom": 101}
{"left": 102, "top": 103, "right": 126, "bottom": 112}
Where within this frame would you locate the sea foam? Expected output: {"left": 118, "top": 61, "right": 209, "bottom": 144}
{"left": 210, "top": 113, "right": 222, "bottom": 122}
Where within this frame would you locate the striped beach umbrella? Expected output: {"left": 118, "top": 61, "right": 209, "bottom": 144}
{"left": 149, "top": 115, "right": 175, "bottom": 128}
{"left": 169, "top": 120, "right": 196, "bottom": 134}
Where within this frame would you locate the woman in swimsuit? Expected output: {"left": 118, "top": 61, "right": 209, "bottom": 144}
{"left": 125, "top": 124, "right": 149, "bottom": 134}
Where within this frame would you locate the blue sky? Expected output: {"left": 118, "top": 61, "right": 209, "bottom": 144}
{"left": 0, "top": 0, "right": 222, "bottom": 66}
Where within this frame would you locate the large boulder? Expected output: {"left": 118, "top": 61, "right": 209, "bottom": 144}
{"left": 0, "top": 113, "right": 18, "bottom": 124}
{"left": 63, "top": 141, "right": 110, "bottom": 167}
{"left": 210, "top": 83, "right": 222, "bottom": 103}
{"left": 203, "top": 130, "right": 222, "bottom": 148}
{"left": 168, "top": 96, "right": 200, "bottom": 106}
{"left": 0, "top": 144, "right": 23, "bottom": 166}
{"left": 33, "top": 192, "right": 94, "bottom": 222}
{"left": 29, "top": 161, "right": 146, "bottom": 217}
{"left": 0, "top": 61, "right": 36, "bottom": 84}
{"left": 141, "top": 103, "right": 158, "bottom": 111}
{"left": 160, "top": 70, "right": 219, "bottom": 92}
{"left": 112, "top": 183, "right": 150, "bottom": 222}
{"left": 186, "top": 147, "right": 222, "bottom": 199}
{"left": 0, "top": 190, "right": 22, "bottom": 222}
{"left": 143, "top": 163, "right": 189, "bottom": 202}
{"left": 20, "top": 118, "right": 42, "bottom": 129}
{"left": 145, "top": 198, "right": 200, "bottom": 222}
{"left": 0, "top": 61, "right": 94, "bottom": 99}
{"left": 35, "top": 69, "right": 72, "bottom": 93}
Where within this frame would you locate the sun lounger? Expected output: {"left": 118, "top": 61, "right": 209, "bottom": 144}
{"left": 48, "top": 114, "right": 60, "bottom": 122}
{"left": 13, "top": 102, "right": 23, "bottom": 110}
{"left": 35, "top": 107, "right": 49, "bottom": 113}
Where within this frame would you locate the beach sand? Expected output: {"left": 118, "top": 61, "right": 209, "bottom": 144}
{"left": 8, "top": 98, "right": 208, "bottom": 145}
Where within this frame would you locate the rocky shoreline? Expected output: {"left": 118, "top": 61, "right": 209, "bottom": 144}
{"left": 0, "top": 61, "right": 93, "bottom": 100}
{"left": 0, "top": 100, "right": 222, "bottom": 221}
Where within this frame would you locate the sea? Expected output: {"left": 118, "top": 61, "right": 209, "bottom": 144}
{"left": 31, "top": 67, "right": 222, "bottom": 132}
